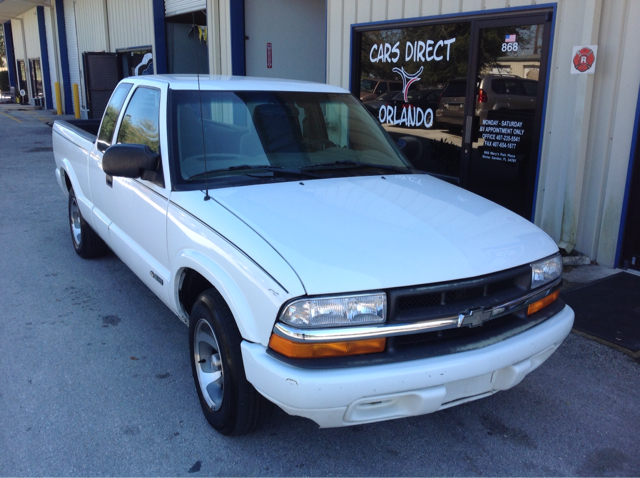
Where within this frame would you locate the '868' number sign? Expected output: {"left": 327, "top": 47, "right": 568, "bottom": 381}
{"left": 502, "top": 34, "right": 518, "bottom": 53}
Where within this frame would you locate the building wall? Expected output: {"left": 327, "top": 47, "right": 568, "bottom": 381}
{"left": 10, "top": 8, "right": 43, "bottom": 99}
{"left": 74, "top": 0, "right": 108, "bottom": 53}
{"left": 326, "top": 0, "right": 640, "bottom": 268}
{"left": 10, "top": 18, "right": 24, "bottom": 60}
{"left": 207, "top": 0, "right": 232, "bottom": 75}
{"left": 244, "top": 0, "right": 326, "bottom": 82}
{"left": 576, "top": 0, "right": 640, "bottom": 267}
{"left": 106, "top": 0, "right": 155, "bottom": 51}
{"left": 66, "top": 0, "right": 154, "bottom": 110}
{"left": 11, "top": 9, "right": 42, "bottom": 61}
{"left": 326, "top": 0, "right": 519, "bottom": 89}
{"left": 22, "top": 9, "right": 41, "bottom": 60}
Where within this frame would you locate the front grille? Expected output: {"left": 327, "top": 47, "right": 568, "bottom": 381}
{"left": 392, "top": 314, "right": 514, "bottom": 347}
{"left": 389, "top": 264, "right": 531, "bottom": 323}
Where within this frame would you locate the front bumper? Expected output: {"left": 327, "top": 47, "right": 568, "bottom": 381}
{"left": 241, "top": 304, "right": 574, "bottom": 428}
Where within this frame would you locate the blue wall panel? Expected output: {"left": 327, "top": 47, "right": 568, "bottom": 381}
{"left": 36, "top": 7, "right": 53, "bottom": 109}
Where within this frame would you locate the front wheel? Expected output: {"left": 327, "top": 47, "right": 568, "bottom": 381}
{"left": 68, "top": 188, "right": 108, "bottom": 258}
{"left": 189, "top": 289, "right": 267, "bottom": 435}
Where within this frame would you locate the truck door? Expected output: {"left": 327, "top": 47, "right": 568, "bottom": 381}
{"left": 89, "top": 84, "right": 171, "bottom": 303}
{"left": 88, "top": 82, "right": 133, "bottom": 240}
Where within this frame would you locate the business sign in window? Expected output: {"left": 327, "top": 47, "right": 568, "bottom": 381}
{"left": 353, "top": 12, "right": 551, "bottom": 220}
{"left": 355, "top": 22, "right": 471, "bottom": 180}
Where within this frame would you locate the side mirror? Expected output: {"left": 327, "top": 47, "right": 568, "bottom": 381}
{"left": 103, "top": 144, "right": 159, "bottom": 178}
{"left": 396, "top": 136, "right": 423, "bottom": 164}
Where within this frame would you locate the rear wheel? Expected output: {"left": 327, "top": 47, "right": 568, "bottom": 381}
{"left": 68, "top": 188, "right": 108, "bottom": 258}
{"left": 189, "top": 288, "right": 267, "bottom": 435}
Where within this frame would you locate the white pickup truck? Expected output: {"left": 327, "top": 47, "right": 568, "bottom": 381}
{"left": 53, "top": 75, "right": 573, "bottom": 435}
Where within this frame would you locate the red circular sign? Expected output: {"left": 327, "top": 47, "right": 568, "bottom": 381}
{"left": 573, "top": 47, "right": 595, "bottom": 73}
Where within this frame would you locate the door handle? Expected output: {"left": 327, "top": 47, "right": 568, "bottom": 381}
{"left": 106, "top": 175, "right": 113, "bottom": 188}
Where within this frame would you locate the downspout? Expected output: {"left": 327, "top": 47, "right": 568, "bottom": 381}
{"left": 103, "top": 0, "right": 110, "bottom": 52}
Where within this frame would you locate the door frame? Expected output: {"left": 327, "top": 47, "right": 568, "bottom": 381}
{"left": 461, "top": 11, "right": 553, "bottom": 219}
{"left": 616, "top": 82, "right": 640, "bottom": 270}
{"left": 83, "top": 51, "right": 122, "bottom": 119}
{"left": 28, "top": 58, "right": 43, "bottom": 99}
{"left": 350, "top": 4, "right": 557, "bottom": 220}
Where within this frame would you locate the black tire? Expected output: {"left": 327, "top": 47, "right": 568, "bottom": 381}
{"left": 189, "top": 288, "right": 267, "bottom": 435}
{"left": 68, "top": 188, "right": 108, "bottom": 259}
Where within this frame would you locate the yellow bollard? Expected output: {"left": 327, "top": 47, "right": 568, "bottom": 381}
{"left": 54, "top": 82, "right": 63, "bottom": 115}
{"left": 72, "top": 83, "right": 81, "bottom": 119}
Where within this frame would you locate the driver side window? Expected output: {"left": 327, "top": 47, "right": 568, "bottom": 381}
{"left": 117, "top": 87, "right": 161, "bottom": 154}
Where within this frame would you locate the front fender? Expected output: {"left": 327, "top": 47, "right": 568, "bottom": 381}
{"left": 171, "top": 249, "right": 290, "bottom": 346}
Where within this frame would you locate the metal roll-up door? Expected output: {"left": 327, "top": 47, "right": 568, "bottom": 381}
{"left": 64, "top": 0, "right": 81, "bottom": 115}
{"left": 165, "top": 0, "right": 206, "bottom": 17}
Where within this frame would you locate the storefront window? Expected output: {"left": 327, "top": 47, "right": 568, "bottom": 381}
{"left": 353, "top": 10, "right": 551, "bottom": 218}
{"left": 358, "top": 22, "right": 471, "bottom": 182}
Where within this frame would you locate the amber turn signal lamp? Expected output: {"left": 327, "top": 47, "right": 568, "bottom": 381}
{"left": 269, "top": 334, "right": 386, "bottom": 359}
{"left": 527, "top": 290, "right": 560, "bottom": 316}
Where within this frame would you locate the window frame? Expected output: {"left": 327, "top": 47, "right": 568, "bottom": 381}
{"left": 96, "top": 82, "right": 134, "bottom": 153}
{"left": 114, "top": 85, "right": 162, "bottom": 155}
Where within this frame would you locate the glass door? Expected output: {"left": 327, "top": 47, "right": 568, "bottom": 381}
{"left": 463, "top": 15, "right": 551, "bottom": 218}
{"left": 353, "top": 9, "right": 552, "bottom": 218}
{"left": 29, "top": 59, "right": 43, "bottom": 99}
{"left": 17, "top": 60, "right": 29, "bottom": 103}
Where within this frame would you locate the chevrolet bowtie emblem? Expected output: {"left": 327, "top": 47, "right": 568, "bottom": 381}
{"left": 457, "top": 308, "right": 493, "bottom": 328}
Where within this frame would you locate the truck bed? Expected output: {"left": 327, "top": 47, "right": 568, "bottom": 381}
{"left": 55, "top": 119, "right": 100, "bottom": 144}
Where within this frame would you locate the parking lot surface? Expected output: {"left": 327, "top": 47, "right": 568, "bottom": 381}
{"left": 1, "top": 106, "right": 639, "bottom": 476}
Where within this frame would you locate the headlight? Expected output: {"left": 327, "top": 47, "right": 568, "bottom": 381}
{"left": 279, "top": 293, "right": 386, "bottom": 328}
{"left": 530, "top": 254, "right": 563, "bottom": 289}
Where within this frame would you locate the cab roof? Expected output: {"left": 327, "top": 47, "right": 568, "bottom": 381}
{"left": 125, "top": 74, "right": 350, "bottom": 94}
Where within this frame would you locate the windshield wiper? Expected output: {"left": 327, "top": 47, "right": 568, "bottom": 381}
{"left": 301, "top": 160, "right": 416, "bottom": 174}
{"left": 186, "top": 164, "right": 318, "bottom": 181}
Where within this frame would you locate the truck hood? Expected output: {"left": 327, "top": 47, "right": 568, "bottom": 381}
{"left": 208, "top": 175, "right": 558, "bottom": 295}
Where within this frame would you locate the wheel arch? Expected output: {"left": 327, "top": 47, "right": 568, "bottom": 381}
{"left": 173, "top": 250, "right": 274, "bottom": 345}
{"left": 62, "top": 168, "right": 72, "bottom": 191}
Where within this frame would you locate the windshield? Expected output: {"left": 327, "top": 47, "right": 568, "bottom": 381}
{"left": 171, "top": 90, "right": 412, "bottom": 187}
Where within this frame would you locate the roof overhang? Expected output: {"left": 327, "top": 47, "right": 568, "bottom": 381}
{"left": 0, "top": 0, "right": 51, "bottom": 24}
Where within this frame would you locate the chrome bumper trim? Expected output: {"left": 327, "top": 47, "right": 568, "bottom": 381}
{"left": 273, "top": 278, "right": 561, "bottom": 343}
